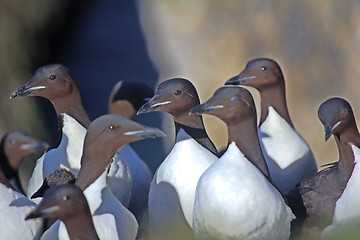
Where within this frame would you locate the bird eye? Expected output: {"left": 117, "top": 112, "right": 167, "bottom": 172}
{"left": 63, "top": 195, "right": 69, "bottom": 201}
{"left": 49, "top": 75, "right": 57, "bottom": 80}
{"left": 173, "top": 90, "right": 182, "bottom": 96}
{"left": 342, "top": 109, "right": 348, "bottom": 113}
{"left": 261, "top": 66, "right": 267, "bottom": 71}
{"left": 230, "top": 96, "right": 238, "bottom": 101}
{"left": 109, "top": 125, "right": 115, "bottom": 130}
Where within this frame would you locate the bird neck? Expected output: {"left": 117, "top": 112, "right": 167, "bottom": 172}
{"left": 336, "top": 127, "right": 360, "bottom": 177}
{"left": 52, "top": 92, "right": 91, "bottom": 130}
{"left": 175, "top": 114, "right": 218, "bottom": 156}
{"left": 63, "top": 207, "right": 99, "bottom": 240}
{"left": 259, "top": 83, "right": 292, "bottom": 127}
{"left": 76, "top": 151, "right": 113, "bottom": 191}
{"left": 227, "top": 119, "right": 270, "bottom": 178}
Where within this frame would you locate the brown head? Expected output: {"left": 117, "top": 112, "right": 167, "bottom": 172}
{"left": 26, "top": 184, "right": 88, "bottom": 221}
{"left": 226, "top": 58, "right": 291, "bottom": 126}
{"left": 26, "top": 184, "right": 99, "bottom": 240}
{"left": 0, "top": 131, "right": 48, "bottom": 188}
{"left": 1, "top": 131, "right": 48, "bottom": 171}
{"left": 190, "top": 86, "right": 257, "bottom": 127}
{"left": 137, "top": 78, "right": 201, "bottom": 124}
{"left": 10, "top": 64, "right": 90, "bottom": 128}
{"left": 225, "top": 58, "right": 284, "bottom": 91}
{"left": 10, "top": 64, "right": 78, "bottom": 101}
{"left": 76, "top": 114, "right": 165, "bottom": 190}
{"left": 318, "top": 97, "right": 360, "bottom": 143}
{"left": 191, "top": 86, "right": 270, "bottom": 177}
{"left": 137, "top": 78, "right": 218, "bottom": 154}
{"left": 108, "top": 80, "right": 154, "bottom": 119}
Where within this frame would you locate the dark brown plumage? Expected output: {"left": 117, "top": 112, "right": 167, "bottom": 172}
{"left": 190, "top": 86, "right": 270, "bottom": 178}
{"left": 76, "top": 114, "right": 165, "bottom": 191}
{"left": 225, "top": 58, "right": 291, "bottom": 126}
{"left": 10, "top": 64, "right": 91, "bottom": 131}
{"left": 26, "top": 184, "right": 99, "bottom": 240}
{"left": 300, "top": 97, "right": 360, "bottom": 235}
{"left": 0, "top": 130, "right": 48, "bottom": 193}
{"left": 138, "top": 78, "right": 218, "bottom": 156}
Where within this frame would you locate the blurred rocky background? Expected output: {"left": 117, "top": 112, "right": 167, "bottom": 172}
{"left": 1, "top": 0, "right": 360, "bottom": 186}
{"left": 138, "top": 0, "right": 360, "bottom": 168}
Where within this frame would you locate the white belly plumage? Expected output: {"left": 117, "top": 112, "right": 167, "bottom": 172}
{"left": 193, "top": 142, "right": 294, "bottom": 240}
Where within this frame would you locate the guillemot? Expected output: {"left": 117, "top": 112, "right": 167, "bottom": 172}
{"left": 10, "top": 64, "right": 90, "bottom": 202}
{"left": 137, "top": 78, "right": 218, "bottom": 240}
{"left": 10, "top": 64, "right": 132, "bottom": 206}
{"left": 321, "top": 144, "right": 360, "bottom": 239}
{"left": 226, "top": 58, "right": 317, "bottom": 195}
{"left": 108, "top": 80, "right": 154, "bottom": 222}
{"left": 40, "top": 114, "right": 165, "bottom": 240}
{"left": 190, "top": 86, "right": 294, "bottom": 240}
{"left": 26, "top": 184, "right": 99, "bottom": 240}
{"left": 30, "top": 167, "right": 77, "bottom": 232}
{"left": 300, "top": 97, "right": 360, "bottom": 237}
{"left": 0, "top": 130, "right": 48, "bottom": 193}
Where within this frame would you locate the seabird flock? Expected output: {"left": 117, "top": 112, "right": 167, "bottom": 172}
{"left": 1, "top": 57, "right": 359, "bottom": 240}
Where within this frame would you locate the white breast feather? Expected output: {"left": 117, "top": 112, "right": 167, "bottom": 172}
{"left": 193, "top": 142, "right": 294, "bottom": 240}
{"left": 117, "top": 144, "right": 152, "bottom": 215}
{"left": 149, "top": 129, "right": 218, "bottom": 229}
{"left": 259, "top": 107, "right": 317, "bottom": 194}
{"left": 27, "top": 113, "right": 86, "bottom": 200}
{"left": 0, "top": 185, "right": 43, "bottom": 240}
{"left": 322, "top": 144, "right": 360, "bottom": 238}
{"left": 259, "top": 107, "right": 310, "bottom": 169}
{"left": 107, "top": 150, "right": 132, "bottom": 207}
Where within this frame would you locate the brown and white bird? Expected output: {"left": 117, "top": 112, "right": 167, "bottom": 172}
{"left": 41, "top": 114, "right": 165, "bottom": 240}
{"left": 108, "top": 80, "right": 154, "bottom": 222}
{"left": 226, "top": 58, "right": 317, "bottom": 195}
{"left": 10, "top": 64, "right": 132, "bottom": 206}
{"left": 300, "top": 97, "right": 360, "bottom": 237}
{"left": 0, "top": 130, "right": 48, "bottom": 193}
{"left": 190, "top": 86, "right": 294, "bottom": 240}
{"left": 26, "top": 184, "right": 99, "bottom": 240}
{"left": 138, "top": 78, "right": 218, "bottom": 240}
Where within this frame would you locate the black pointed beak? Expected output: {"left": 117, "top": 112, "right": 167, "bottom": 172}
{"left": 10, "top": 83, "right": 46, "bottom": 99}
{"left": 324, "top": 125, "right": 333, "bottom": 141}
{"left": 189, "top": 103, "right": 221, "bottom": 115}
{"left": 31, "top": 178, "right": 50, "bottom": 199}
{"left": 25, "top": 208, "right": 44, "bottom": 220}
{"left": 137, "top": 100, "right": 154, "bottom": 115}
{"left": 190, "top": 103, "right": 206, "bottom": 115}
{"left": 10, "top": 85, "right": 31, "bottom": 99}
{"left": 137, "top": 97, "right": 171, "bottom": 115}
{"left": 124, "top": 127, "right": 166, "bottom": 139}
{"left": 25, "top": 204, "right": 60, "bottom": 220}
{"left": 225, "top": 74, "right": 256, "bottom": 86}
{"left": 324, "top": 121, "right": 341, "bottom": 141}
